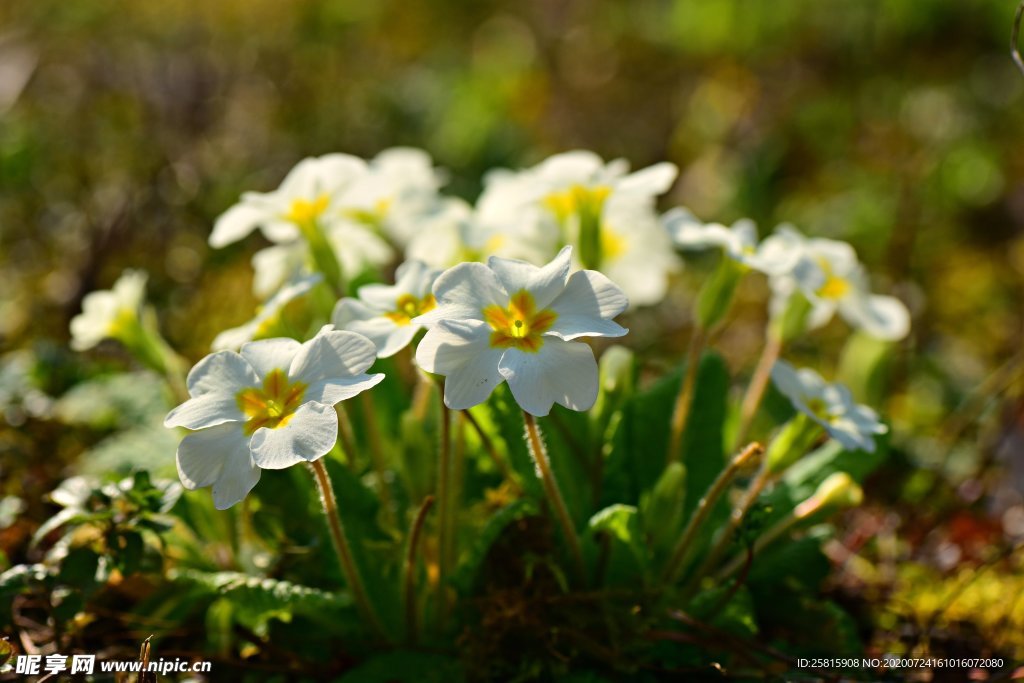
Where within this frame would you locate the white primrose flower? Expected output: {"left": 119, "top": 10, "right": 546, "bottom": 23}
{"left": 164, "top": 327, "right": 384, "bottom": 509}
{"left": 771, "top": 360, "right": 887, "bottom": 453}
{"left": 209, "top": 153, "right": 371, "bottom": 248}
{"left": 769, "top": 227, "right": 910, "bottom": 341}
{"left": 70, "top": 269, "right": 148, "bottom": 351}
{"left": 404, "top": 198, "right": 549, "bottom": 270}
{"left": 211, "top": 275, "right": 322, "bottom": 351}
{"left": 332, "top": 260, "right": 441, "bottom": 358}
{"left": 337, "top": 147, "right": 446, "bottom": 247}
{"left": 413, "top": 246, "right": 628, "bottom": 416}
{"left": 664, "top": 208, "right": 800, "bottom": 276}
{"left": 475, "top": 151, "right": 681, "bottom": 307}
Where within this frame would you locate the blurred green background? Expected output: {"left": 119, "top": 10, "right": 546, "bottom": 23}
{"left": 1, "top": 0, "right": 1023, "bottom": 664}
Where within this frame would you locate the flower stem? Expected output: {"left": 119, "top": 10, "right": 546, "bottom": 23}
{"left": 335, "top": 404, "right": 359, "bottom": 471}
{"left": 308, "top": 459, "right": 389, "bottom": 642}
{"left": 733, "top": 331, "right": 783, "bottom": 450}
{"left": 462, "top": 409, "right": 522, "bottom": 494}
{"left": 360, "top": 392, "right": 395, "bottom": 530}
{"left": 661, "top": 442, "right": 763, "bottom": 586}
{"left": 436, "top": 392, "right": 452, "bottom": 626}
{"left": 680, "top": 460, "right": 772, "bottom": 599}
{"left": 667, "top": 327, "right": 706, "bottom": 465}
{"left": 403, "top": 495, "right": 435, "bottom": 645}
{"left": 522, "top": 411, "right": 587, "bottom": 586}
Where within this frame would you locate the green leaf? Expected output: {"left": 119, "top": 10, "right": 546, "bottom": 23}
{"left": 339, "top": 650, "right": 463, "bottom": 683}
{"left": 585, "top": 504, "right": 645, "bottom": 585}
{"left": 452, "top": 498, "right": 536, "bottom": 593}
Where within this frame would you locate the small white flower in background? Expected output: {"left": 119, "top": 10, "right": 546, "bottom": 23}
{"left": 413, "top": 246, "right": 628, "bottom": 416}
{"left": 332, "top": 260, "right": 441, "bottom": 358}
{"left": 768, "top": 227, "right": 910, "bottom": 341}
{"left": 664, "top": 208, "right": 800, "bottom": 276}
{"left": 771, "top": 360, "right": 887, "bottom": 453}
{"left": 70, "top": 270, "right": 148, "bottom": 351}
{"left": 404, "top": 198, "right": 549, "bottom": 270}
{"left": 337, "top": 147, "right": 446, "bottom": 248}
{"left": 209, "top": 154, "right": 370, "bottom": 248}
{"left": 164, "top": 327, "right": 384, "bottom": 509}
{"left": 211, "top": 275, "right": 322, "bottom": 351}
{"left": 474, "top": 151, "right": 681, "bottom": 307}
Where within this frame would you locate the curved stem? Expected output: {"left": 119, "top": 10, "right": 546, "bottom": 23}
{"left": 436, "top": 392, "right": 452, "bottom": 626}
{"left": 403, "top": 495, "right": 435, "bottom": 645}
{"left": 733, "top": 332, "right": 783, "bottom": 451}
{"left": 680, "top": 461, "right": 772, "bottom": 599}
{"left": 462, "top": 409, "right": 522, "bottom": 494}
{"left": 523, "top": 411, "right": 587, "bottom": 586}
{"left": 667, "top": 327, "right": 705, "bottom": 465}
{"left": 360, "top": 392, "right": 395, "bottom": 530}
{"left": 661, "top": 442, "right": 763, "bottom": 586}
{"left": 309, "top": 460, "right": 389, "bottom": 641}
{"left": 335, "top": 405, "right": 359, "bottom": 471}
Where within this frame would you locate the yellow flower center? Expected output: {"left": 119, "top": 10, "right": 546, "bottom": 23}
{"left": 815, "top": 257, "right": 850, "bottom": 300}
{"left": 236, "top": 369, "right": 308, "bottom": 435}
{"left": 483, "top": 290, "right": 558, "bottom": 353}
{"left": 805, "top": 397, "right": 835, "bottom": 423}
{"left": 600, "top": 227, "right": 626, "bottom": 261}
{"left": 542, "top": 184, "right": 611, "bottom": 223}
{"left": 284, "top": 194, "right": 330, "bottom": 225}
{"left": 384, "top": 293, "right": 437, "bottom": 326}
{"left": 344, "top": 198, "right": 393, "bottom": 226}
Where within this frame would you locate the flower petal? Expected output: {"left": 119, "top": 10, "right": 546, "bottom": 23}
{"left": 486, "top": 245, "right": 572, "bottom": 309}
{"left": 210, "top": 203, "right": 269, "bottom": 248}
{"left": 185, "top": 350, "right": 260, "bottom": 397}
{"left": 616, "top": 162, "right": 678, "bottom": 196}
{"left": 415, "top": 320, "right": 504, "bottom": 410}
{"left": 546, "top": 270, "right": 628, "bottom": 340}
{"left": 290, "top": 329, "right": 378, "bottom": 382}
{"left": 498, "top": 339, "right": 598, "bottom": 416}
{"left": 841, "top": 294, "right": 910, "bottom": 341}
{"left": 413, "top": 262, "right": 507, "bottom": 326}
{"left": 165, "top": 394, "right": 244, "bottom": 430}
{"left": 240, "top": 338, "right": 303, "bottom": 378}
{"left": 176, "top": 423, "right": 260, "bottom": 509}
{"left": 249, "top": 401, "right": 338, "bottom": 470}
{"left": 305, "top": 373, "right": 385, "bottom": 405}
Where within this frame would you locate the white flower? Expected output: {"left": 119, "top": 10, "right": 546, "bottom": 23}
{"left": 769, "top": 227, "right": 910, "bottom": 341}
{"left": 337, "top": 147, "right": 445, "bottom": 247}
{"left": 413, "top": 246, "right": 628, "bottom": 416}
{"left": 209, "top": 154, "right": 370, "bottom": 248}
{"left": 664, "top": 208, "right": 800, "bottom": 276}
{"left": 332, "top": 260, "right": 441, "bottom": 358}
{"left": 474, "top": 151, "right": 681, "bottom": 307}
{"left": 164, "top": 327, "right": 384, "bottom": 509}
{"left": 771, "top": 360, "right": 887, "bottom": 453}
{"left": 211, "top": 275, "right": 322, "bottom": 351}
{"left": 70, "top": 270, "right": 149, "bottom": 351}
{"left": 404, "top": 198, "right": 549, "bottom": 270}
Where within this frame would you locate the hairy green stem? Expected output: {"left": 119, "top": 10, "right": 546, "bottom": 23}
{"left": 436, "top": 392, "right": 452, "bottom": 626}
{"left": 523, "top": 411, "right": 587, "bottom": 586}
{"left": 733, "top": 332, "right": 783, "bottom": 450}
{"left": 309, "top": 460, "right": 389, "bottom": 641}
{"left": 667, "top": 327, "right": 705, "bottom": 465}
{"left": 661, "top": 442, "right": 763, "bottom": 586}
{"left": 403, "top": 495, "right": 435, "bottom": 645}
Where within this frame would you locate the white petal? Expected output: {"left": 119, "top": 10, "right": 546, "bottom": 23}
{"left": 249, "top": 402, "right": 338, "bottom": 470}
{"left": 211, "top": 323, "right": 258, "bottom": 352}
{"left": 414, "top": 262, "right": 507, "bottom": 326}
{"left": 176, "top": 423, "right": 260, "bottom": 509}
{"left": 415, "top": 320, "right": 504, "bottom": 410}
{"left": 617, "top": 162, "right": 678, "bottom": 197}
{"left": 498, "top": 339, "right": 598, "bottom": 416}
{"left": 306, "top": 373, "right": 385, "bottom": 405}
{"left": 373, "top": 324, "right": 419, "bottom": 358}
{"left": 177, "top": 426, "right": 230, "bottom": 490}
{"left": 547, "top": 270, "right": 628, "bottom": 340}
{"left": 164, "top": 394, "right": 244, "bottom": 429}
{"left": 252, "top": 244, "right": 306, "bottom": 298}
{"left": 770, "top": 360, "right": 804, "bottom": 404}
{"left": 486, "top": 246, "right": 571, "bottom": 309}
{"left": 290, "top": 329, "right": 378, "bottom": 382}
{"left": 240, "top": 338, "right": 303, "bottom": 378}
{"left": 536, "top": 151, "right": 604, "bottom": 184}
{"left": 210, "top": 203, "right": 269, "bottom": 248}
{"left": 186, "top": 350, "right": 260, "bottom": 397}
{"left": 841, "top": 294, "right": 910, "bottom": 341}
